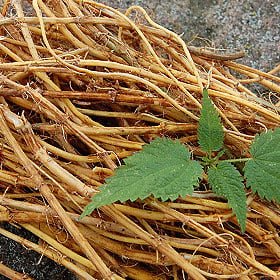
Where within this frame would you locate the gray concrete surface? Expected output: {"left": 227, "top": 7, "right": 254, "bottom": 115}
{"left": 101, "top": 0, "right": 279, "bottom": 73}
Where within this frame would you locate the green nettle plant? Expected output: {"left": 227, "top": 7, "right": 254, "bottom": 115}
{"left": 81, "top": 89, "right": 280, "bottom": 232}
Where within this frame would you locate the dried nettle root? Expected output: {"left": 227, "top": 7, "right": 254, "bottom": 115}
{"left": 0, "top": 0, "right": 279, "bottom": 279}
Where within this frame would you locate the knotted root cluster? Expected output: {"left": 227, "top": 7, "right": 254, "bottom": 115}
{"left": 0, "top": 0, "right": 280, "bottom": 279}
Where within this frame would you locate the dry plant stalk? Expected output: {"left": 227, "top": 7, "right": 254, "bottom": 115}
{"left": 0, "top": 0, "right": 279, "bottom": 279}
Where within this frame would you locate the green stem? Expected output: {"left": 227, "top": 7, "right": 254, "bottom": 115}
{"left": 220, "top": 157, "right": 252, "bottom": 163}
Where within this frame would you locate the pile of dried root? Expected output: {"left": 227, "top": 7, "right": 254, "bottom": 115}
{"left": 0, "top": 0, "right": 280, "bottom": 279}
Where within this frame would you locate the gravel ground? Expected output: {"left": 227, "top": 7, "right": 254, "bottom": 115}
{"left": 0, "top": 1, "right": 279, "bottom": 279}
{"left": 0, "top": 223, "right": 75, "bottom": 280}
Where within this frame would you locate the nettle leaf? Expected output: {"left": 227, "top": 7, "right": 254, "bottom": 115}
{"left": 81, "top": 138, "right": 203, "bottom": 218}
{"left": 208, "top": 162, "right": 247, "bottom": 232}
{"left": 198, "top": 89, "right": 224, "bottom": 152}
{"left": 244, "top": 127, "right": 280, "bottom": 202}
